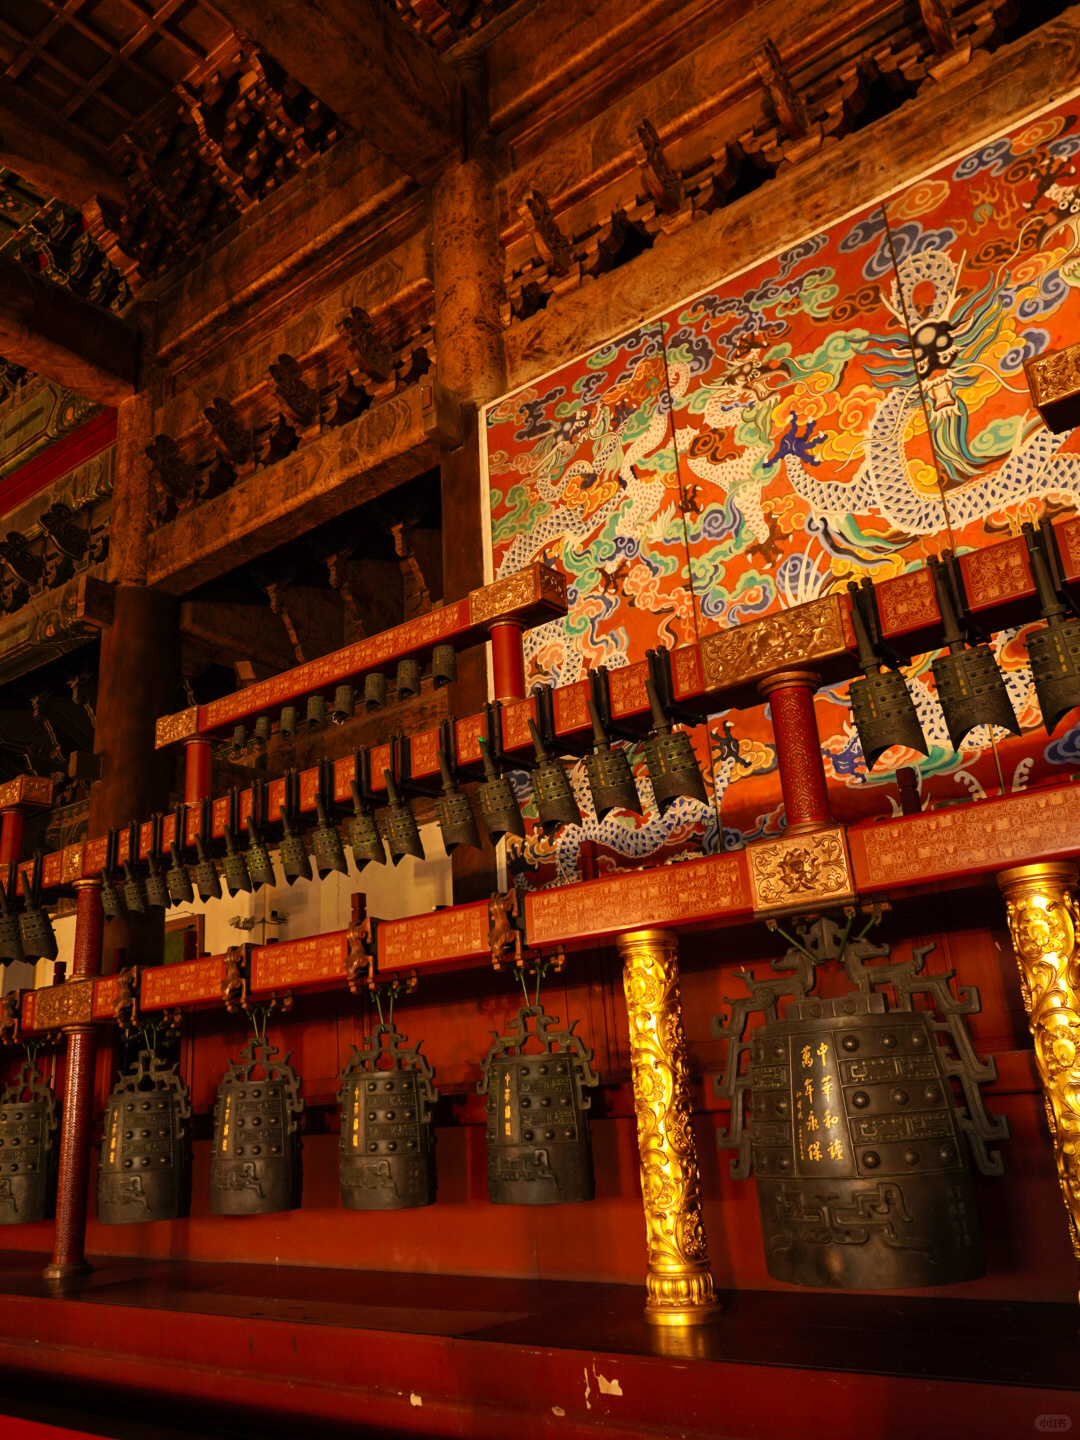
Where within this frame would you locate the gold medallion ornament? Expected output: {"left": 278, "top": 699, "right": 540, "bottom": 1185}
{"left": 997, "top": 861, "right": 1080, "bottom": 1287}
{"left": 616, "top": 928, "right": 720, "bottom": 1325}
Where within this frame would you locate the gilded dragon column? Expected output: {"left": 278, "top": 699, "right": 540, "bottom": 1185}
{"left": 997, "top": 861, "right": 1080, "bottom": 1293}
{"left": 616, "top": 928, "right": 720, "bottom": 1324}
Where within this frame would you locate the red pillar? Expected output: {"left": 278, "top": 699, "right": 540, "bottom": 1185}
{"left": 490, "top": 620, "right": 526, "bottom": 702}
{"left": 0, "top": 808, "right": 24, "bottom": 867}
{"left": 184, "top": 738, "right": 212, "bottom": 805}
{"left": 43, "top": 877, "right": 103, "bottom": 1285}
{"left": 759, "top": 670, "right": 831, "bottom": 833}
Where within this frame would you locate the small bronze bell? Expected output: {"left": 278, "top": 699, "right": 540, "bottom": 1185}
{"left": 279, "top": 704, "right": 297, "bottom": 740}
{"left": 339, "top": 1026, "right": 439, "bottom": 1210}
{"left": 210, "top": 1037, "right": 303, "bottom": 1216}
{"left": 432, "top": 644, "right": 457, "bottom": 689}
{"left": 101, "top": 872, "right": 125, "bottom": 919}
{"left": 528, "top": 717, "right": 582, "bottom": 835}
{"left": 312, "top": 797, "right": 348, "bottom": 877}
{"left": 20, "top": 903, "right": 57, "bottom": 963}
{"left": 98, "top": 1050, "right": 192, "bottom": 1224}
{"left": 382, "top": 770, "right": 424, "bottom": 864}
{"left": 278, "top": 805, "right": 313, "bottom": 883}
{"left": 348, "top": 781, "right": 387, "bottom": 869}
{"left": 194, "top": 834, "right": 222, "bottom": 901}
{"left": 145, "top": 845, "right": 170, "bottom": 909}
{"left": 1024, "top": 522, "right": 1080, "bottom": 735}
{"left": 396, "top": 657, "right": 421, "bottom": 702}
{"left": 166, "top": 842, "right": 194, "bottom": 906}
{"left": 928, "top": 556, "right": 1020, "bottom": 751}
{"left": 435, "top": 748, "right": 480, "bottom": 854}
{"left": 364, "top": 672, "right": 386, "bottom": 712}
{"left": 478, "top": 1005, "right": 599, "bottom": 1205}
{"left": 0, "top": 1060, "right": 58, "bottom": 1224}
{"left": 222, "top": 825, "right": 251, "bottom": 896}
{"left": 245, "top": 817, "right": 277, "bottom": 891}
{"left": 123, "top": 859, "right": 148, "bottom": 914}
{"left": 331, "top": 685, "right": 354, "bottom": 724}
{"left": 306, "top": 693, "right": 326, "bottom": 729}
{"left": 584, "top": 695, "right": 641, "bottom": 820}
{"left": 477, "top": 736, "right": 525, "bottom": 844}
{"left": 847, "top": 582, "right": 928, "bottom": 769}
{"left": 0, "top": 871, "right": 24, "bottom": 965}
{"left": 643, "top": 677, "right": 708, "bottom": 814}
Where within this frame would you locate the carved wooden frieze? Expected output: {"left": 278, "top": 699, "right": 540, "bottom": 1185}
{"left": 747, "top": 825, "right": 856, "bottom": 915}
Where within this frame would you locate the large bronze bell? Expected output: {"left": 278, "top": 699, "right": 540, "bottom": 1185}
{"left": 382, "top": 770, "right": 424, "bottom": 864}
{"left": 477, "top": 736, "right": 525, "bottom": 844}
{"left": 528, "top": 718, "right": 582, "bottom": 835}
{"left": 1024, "top": 521, "right": 1080, "bottom": 735}
{"left": 338, "top": 1025, "right": 438, "bottom": 1210}
{"left": 245, "top": 817, "right": 277, "bottom": 891}
{"left": 98, "top": 1050, "right": 192, "bottom": 1224}
{"left": 745, "top": 996, "right": 984, "bottom": 1289}
{"left": 0, "top": 1059, "right": 58, "bottom": 1224}
{"left": 584, "top": 695, "right": 641, "bottom": 820}
{"left": 194, "top": 834, "right": 222, "bottom": 901}
{"left": 435, "top": 748, "right": 480, "bottom": 854}
{"left": 0, "top": 871, "right": 24, "bottom": 965}
{"left": 928, "top": 556, "right": 1019, "bottom": 750}
{"left": 478, "top": 1005, "right": 599, "bottom": 1205}
{"left": 312, "top": 797, "right": 348, "bottom": 877}
{"left": 210, "top": 1037, "right": 303, "bottom": 1215}
{"left": 166, "top": 841, "right": 194, "bottom": 906}
{"left": 847, "top": 582, "right": 928, "bottom": 768}
{"left": 348, "top": 780, "right": 386, "bottom": 869}
{"left": 643, "top": 677, "right": 708, "bottom": 814}
{"left": 278, "top": 805, "right": 313, "bottom": 884}
{"left": 222, "top": 825, "right": 251, "bottom": 896}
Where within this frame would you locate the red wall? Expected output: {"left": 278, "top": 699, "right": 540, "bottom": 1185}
{"left": 2, "top": 887, "right": 1073, "bottom": 1304}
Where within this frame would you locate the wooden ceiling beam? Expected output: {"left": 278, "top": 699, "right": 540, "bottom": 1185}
{"left": 0, "top": 80, "right": 127, "bottom": 210}
{"left": 0, "top": 254, "right": 140, "bottom": 405}
{"left": 208, "top": 0, "right": 461, "bottom": 185}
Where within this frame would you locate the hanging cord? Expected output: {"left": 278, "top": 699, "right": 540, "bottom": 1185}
{"left": 516, "top": 957, "right": 553, "bottom": 1008}
{"left": 248, "top": 999, "right": 278, "bottom": 1045}
{"left": 768, "top": 908, "right": 881, "bottom": 968}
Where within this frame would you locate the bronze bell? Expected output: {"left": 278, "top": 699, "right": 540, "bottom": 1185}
{"left": 928, "top": 556, "right": 1019, "bottom": 751}
{"left": 338, "top": 1025, "right": 438, "bottom": 1210}
{"left": 364, "top": 672, "right": 386, "bottom": 712}
{"left": 194, "top": 834, "right": 222, "bottom": 902}
{"left": 123, "top": 859, "right": 148, "bottom": 914}
{"left": 331, "top": 685, "right": 354, "bottom": 724}
{"left": 435, "top": 748, "right": 480, "bottom": 854}
{"left": 1024, "top": 521, "right": 1080, "bottom": 735}
{"left": 847, "top": 582, "right": 928, "bottom": 769}
{"left": 0, "top": 1060, "right": 58, "bottom": 1224}
{"left": 396, "top": 657, "right": 421, "bottom": 702}
{"left": 222, "top": 825, "right": 251, "bottom": 896}
{"left": 584, "top": 695, "right": 641, "bottom": 820}
{"left": 0, "top": 872, "right": 24, "bottom": 965}
{"left": 312, "top": 797, "right": 348, "bottom": 878}
{"left": 528, "top": 717, "right": 582, "bottom": 835}
{"left": 432, "top": 644, "right": 457, "bottom": 689}
{"left": 209, "top": 1037, "right": 303, "bottom": 1216}
{"left": 98, "top": 1050, "right": 192, "bottom": 1225}
{"left": 101, "top": 872, "right": 125, "bottom": 919}
{"left": 643, "top": 677, "right": 708, "bottom": 814}
{"left": 382, "top": 770, "right": 424, "bottom": 865}
{"left": 20, "top": 870, "right": 57, "bottom": 962}
{"left": 279, "top": 704, "right": 298, "bottom": 740}
{"left": 278, "top": 805, "right": 313, "bottom": 884}
{"left": 306, "top": 693, "right": 326, "bottom": 729}
{"left": 478, "top": 1005, "right": 599, "bottom": 1205}
{"left": 166, "top": 842, "right": 194, "bottom": 906}
{"left": 145, "top": 847, "right": 170, "bottom": 909}
{"left": 477, "top": 736, "right": 525, "bottom": 844}
{"left": 348, "top": 780, "right": 387, "bottom": 870}
{"left": 245, "top": 817, "right": 277, "bottom": 891}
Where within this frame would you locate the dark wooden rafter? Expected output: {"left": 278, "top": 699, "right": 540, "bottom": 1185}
{"left": 0, "top": 81, "right": 125, "bottom": 209}
{"left": 208, "top": 0, "right": 462, "bottom": 184}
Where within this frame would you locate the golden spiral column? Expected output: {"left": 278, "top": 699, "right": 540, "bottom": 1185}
{"left": 616, "top": 928, "right": 720, "bottom": 1325}
{"left": 997, "top": 861, "right": 1080, "bottom": 1287}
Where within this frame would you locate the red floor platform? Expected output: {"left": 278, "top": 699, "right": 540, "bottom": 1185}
{"left": 0, "top": 1253, "right": 1077, "bottom": 1440}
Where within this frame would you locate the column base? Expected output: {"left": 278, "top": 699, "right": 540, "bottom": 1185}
{"left": 42, "top": 1260, "right": 93, "bottom": 1285}
{"left": 645, "top": 1269, "right": 722, "bottom": 1326}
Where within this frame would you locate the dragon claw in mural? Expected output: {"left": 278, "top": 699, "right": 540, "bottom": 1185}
{"left": 487, "top": 104, "right": 1080, "bottom": 885}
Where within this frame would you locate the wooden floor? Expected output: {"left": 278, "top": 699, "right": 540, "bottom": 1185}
{"left": 0, "top": 1252, "right": 1077, "bottom": 1439}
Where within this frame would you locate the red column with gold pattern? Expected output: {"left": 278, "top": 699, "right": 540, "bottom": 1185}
{"left": 758, "top": 670, "right": 831, "bottom": 833}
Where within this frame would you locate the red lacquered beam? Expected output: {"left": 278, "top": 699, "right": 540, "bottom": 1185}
{"left": 154, "top": 563, "right": 569, "bottom": 746}
{"left": 140, "top": 955, "right": 230, "bottom": 1011}
{"left": 249, "top": 931, "right": 348, "bottom": 995}
{"left": 376, "top": 901, "right": 490, "bottom": 976}
{"left": 524, "top": 852, "right": 753, "bottom": 949}
{"left": 849, "top": 781, "right": 1080, "bottom": 894}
